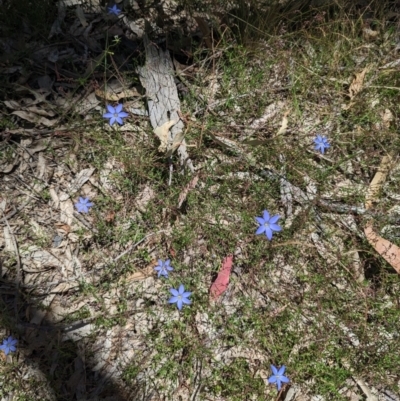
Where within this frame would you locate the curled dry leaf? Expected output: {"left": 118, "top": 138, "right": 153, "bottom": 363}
{"left": 154, "top": 119, "right": 178, "bottom": 152}
{"left": 210, "top": 255, "right": 233, "bottom": 301}
{"left": 274, "top": 110, "right": 289, "bottom": 136}
{"left": 348, "top": 66, "right": 370, "bottom": 100}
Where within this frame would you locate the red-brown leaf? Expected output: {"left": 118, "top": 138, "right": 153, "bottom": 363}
{"left": 364, "top": 223, "right": 400, "bottom": 274}
{"left": 210, "top": 255, "right": 233, "bottom": 300}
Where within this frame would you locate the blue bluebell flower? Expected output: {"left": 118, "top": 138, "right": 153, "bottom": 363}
{"left": 155, "top": 259, "right": 173, "bottom": 278}
{"left": 108, "top": 4, "right": 121, "bottom": 15}
{"left": 268, "top": 364, "right": 290, "bottom": 391}
{"left": 0, "top": 336, "right": 17, "bottom": 355}
{"left": 103, "top": 104, "right": 129, "bottom": 126}
{"left": 255, "top": 210, "right": 281, "bottom": 240}
{"left": 75, "top": 197, "right": 94, "bottom": 213}
{"left": 169, "top": 284, "right": 192, "bottom": 310}
{"left": 313, "top": 135, "right": 330, "bottom": 154}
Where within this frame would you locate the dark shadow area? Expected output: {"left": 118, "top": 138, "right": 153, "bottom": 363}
{"left": 0, "top": 270, "right": 134, "bottom": 400}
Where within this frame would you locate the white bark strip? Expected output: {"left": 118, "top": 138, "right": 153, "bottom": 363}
{"left": 137, "top": 35, "right": 194, "bottom": 172}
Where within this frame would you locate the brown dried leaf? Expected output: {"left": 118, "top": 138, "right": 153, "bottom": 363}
{"left": 105, "top": 210, "right": 115, "bottom": 223}
{"left": 55, "top": 222, "right": 71, "bottom": 233}
{"left": 364, "top": 224, "right": 400, "bottom": 274}
{"left": 119, "top": 261, "right": 156, "bottom": 284}
{"left": 178, "top": 175, "right": 199, "bottom": 208}
{"left": 381, "top": 108, "right": 394, "bottom": 129}
{"left": 11, "top": 110, "right": 58, "bottom": 127}
{"left": 364, "top": 154, "right": 400, "bottom": 274}
{"left": 364, "top": 155, "right": 392, "bottom": 210}
{"left": 95, "top": 87, "right": 141, "bottom": 101}
{"left": 348, "top": 66, "right": 370, "bottom": 100}
{"left": 135, "top": 185, "right": 155, "bottom": 212}
{"left": 363, "top": 27, "right": 379, "bottom": 40}
{"left": 60, "top": 168, "right": 95, "bottom": 201}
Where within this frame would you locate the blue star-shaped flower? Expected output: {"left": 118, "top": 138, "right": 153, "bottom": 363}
{"left": 268, "top": 364, "right": 290, "bottom": 391}
{"left": 103, "top": 104, "right": 129, "bottom": 126}
{"left": 169, "top": 284, "right": 192, "bottom": 310}
{"left": 313, "top": 135, "right": 330, "bottom": 154}
{"left": 0, "top": 336, "right": 17, "bottom": 355}
{"left": 155, "top": 259, "right": 173, "bottom": 278}
{"left": 108, "top": 4, "right": 121, "bottom": 15}
{"left": 255, "top": 210, "right": 281, "bottom": 240}
{"left": 75, "top": 197, "right": 94, "bottom": 213}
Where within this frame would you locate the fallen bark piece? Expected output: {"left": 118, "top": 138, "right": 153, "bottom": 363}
{"left": 137, "top": 34, "right": 194, "bottom": 172}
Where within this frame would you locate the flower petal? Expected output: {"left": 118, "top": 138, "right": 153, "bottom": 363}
{"left": 115, "top": 117, "right": 123, "bottom": 125}
{"left": 106, "top": 105, "right": 115, "bottom": 114}
{"left": 255, "top": 217, "right": 265, "bottom": 225}
{"left": 276, "top": 380, "right": 282, "bottom": 391}
{"left": 269, "top": 215, "right": 280, "bottom": 224}
{"left": 270, "top": 223, "right": 282, "bottom": 232}
{"left": 265, "top": 227, "right": 273, "bottom": 240}
{"left": 115, "top": 103, "right": 123, "bottom": 113}
{"left": 182, "top": 291, "right": 192, "bottom": 298}
{"left": 103, "top": 112, "right": 114, "bottom": 119}
{"left": 118, "top": 111, "right": 129, "bottom": 118}
{"left": 255, "top": 226, "right": 266, "bottom": 235}
{"left": 262, "top": 210, "right": 270, "bottom": 221}
{"left": 178, "top": 284, "right": 185, "bottom": 294}
{"left": 170, "top": 288, "right": 179, "bottom": 297}
{"left": 271, "top": 365, "right": 278, "bottom": 375}
{"left": 109, "top": 117, "right": 116, "bottom": 126}
{"left": 281, "top": 376, "right": 290, "bottom": 383}
{"left": 182, "top": 297, "right": 191, "bottom": 305}
{"left": 169, "top": 296, "right": 178, "bottom": 304}
{"left": 176, "top": 299, "right": 183, "bottom": 310}
{"left": 277, "top": 365, "right": 286, "bottom": 376}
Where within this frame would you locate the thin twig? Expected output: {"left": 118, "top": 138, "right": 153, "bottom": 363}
{"left": 0, "top": 199, "right": 31, "bottom": 223}
{"left": 73, "top": 211, "right": 98, "bottom": 233}
{"left": 113, "top": 230, "right": 167, "bottom": 262}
